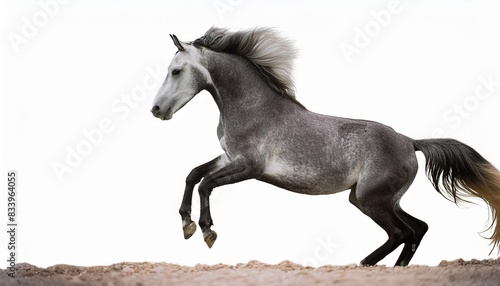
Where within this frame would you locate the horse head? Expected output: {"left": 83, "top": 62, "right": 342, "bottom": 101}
{"left": 151, "top": 34, "right": 212, "bottom": 120}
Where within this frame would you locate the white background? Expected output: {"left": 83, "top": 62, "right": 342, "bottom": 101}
{"left": 1, "top": 0, "right": 500, "bottom": 268}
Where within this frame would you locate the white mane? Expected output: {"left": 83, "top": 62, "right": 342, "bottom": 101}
{"left": 193, "top": 27, "right": 298, "bottom": 98}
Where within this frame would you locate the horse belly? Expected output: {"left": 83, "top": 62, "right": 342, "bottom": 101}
{"left": 260, "top": 157, "right": 355, "bottom": 195}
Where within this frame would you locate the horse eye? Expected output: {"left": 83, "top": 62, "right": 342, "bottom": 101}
{"left": 172, "top": 69, "right": 181, "bottom": 76}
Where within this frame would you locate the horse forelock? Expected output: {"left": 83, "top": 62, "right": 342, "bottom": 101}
{"left": 193, "top": 27, "right": 298, "bottom": 98}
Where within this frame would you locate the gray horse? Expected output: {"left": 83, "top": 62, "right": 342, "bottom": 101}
{"left": 151, "top": 27, "right": 500, "bottom": 266}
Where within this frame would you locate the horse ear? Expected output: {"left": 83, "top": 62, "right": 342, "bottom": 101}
{"left": 170, "top": 34, "right": 186, "bottom": 52}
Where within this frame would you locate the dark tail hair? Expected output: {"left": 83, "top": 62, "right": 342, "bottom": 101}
{"left": 414, "top": 138, "right": 500, "bottom": 252}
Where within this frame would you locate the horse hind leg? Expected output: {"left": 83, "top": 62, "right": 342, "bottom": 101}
{"left": 350, "top": 177, "right": 420, "bottom": 266}
{"left": 394, "top": 206, "right": 428, "bottom": 266}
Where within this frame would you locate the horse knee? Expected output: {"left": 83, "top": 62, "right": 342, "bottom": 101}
{"left": 198, "top": 179, "right": 214, "bottom": 197}
{"left": 186, "top": 169, "right": 202, "bottom": 186}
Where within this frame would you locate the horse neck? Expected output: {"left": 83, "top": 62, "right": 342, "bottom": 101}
{"left": 204, "top": 51, "right": 292, "bottom": 118}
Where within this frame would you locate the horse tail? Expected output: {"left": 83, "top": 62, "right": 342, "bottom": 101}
{"left": 414, "top": 138, "right": 500, "bottom": 252}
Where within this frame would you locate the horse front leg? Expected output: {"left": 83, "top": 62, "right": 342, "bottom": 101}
{"left": 179, "top": 156, "right": 224, "bottom": 240}
{"left": 197, "top": 158, "right": 260, "bottom": 248}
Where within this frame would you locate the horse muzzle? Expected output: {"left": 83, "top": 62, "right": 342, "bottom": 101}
{"left": 151, "top": 105, "right": 173, "bottom": 121}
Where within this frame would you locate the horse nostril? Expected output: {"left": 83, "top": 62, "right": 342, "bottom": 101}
{"left": 152, "top": 105, "right": 160, "bottom": 114}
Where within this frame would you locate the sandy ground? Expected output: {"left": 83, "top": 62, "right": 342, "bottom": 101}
{"left": 1, "top": 258, "right": 500, "bottom": 286}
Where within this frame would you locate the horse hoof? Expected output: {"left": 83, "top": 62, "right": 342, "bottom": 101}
{"left": 204, "top": 230, "right": 217, "bottom": 248}
{"left": 360, "top": 260, "right": 374, "bottom": 267}
{"left": 183, "top": 221, "right": 197, "bottom": 239}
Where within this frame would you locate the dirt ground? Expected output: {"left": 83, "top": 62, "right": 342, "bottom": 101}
{"left": 1, "top": 258, "right": 500, "bottom": 286}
